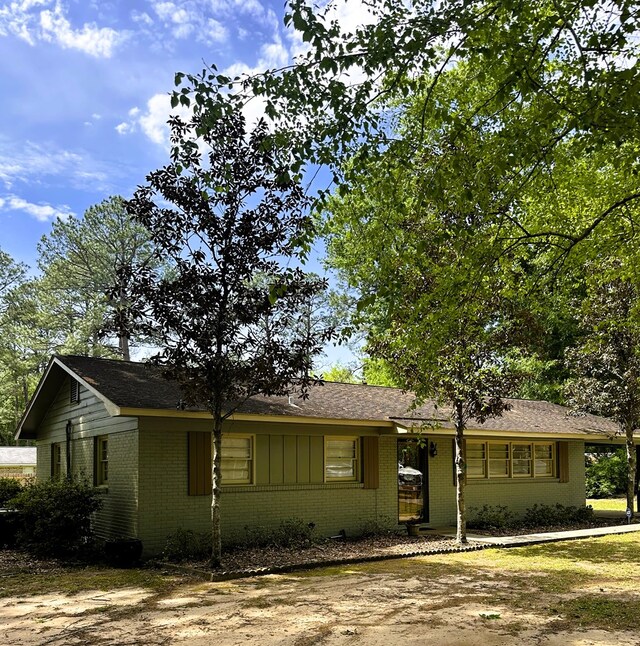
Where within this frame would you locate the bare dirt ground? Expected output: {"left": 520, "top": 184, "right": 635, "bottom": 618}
{"left": 3, "top": 538, "right": 640, "bottom": 646}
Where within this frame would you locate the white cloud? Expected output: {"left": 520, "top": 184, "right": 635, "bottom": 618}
{"left": 116, "top": 93, "right": 190, "bottom": 148}
{"left": 0, "top": 194, "right": 73, "bottom": 221}
{"left": 39, "top": 4, "right": 123, "bottom": 57}
{"left": 0, "top": 0, "right": 125, "bottom": 57}
{"left": 0, "top": 139, "right": 116, "bottom": 192}
{"left": 149, "top": 0, "right": 228, "bottom": 44}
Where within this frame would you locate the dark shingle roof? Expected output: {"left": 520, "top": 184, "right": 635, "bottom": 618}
{"left": 56, "top": 355, "right": 620, "bottom": 438}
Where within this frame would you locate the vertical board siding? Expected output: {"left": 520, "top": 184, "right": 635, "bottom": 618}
{"left": 255, "top": 435, "right": 270, "bottom": 484}
{"left": 296, "top": 436, "right": 310, "bottom": 483}
{"left": 283, "top": 436, "right": 297, "bottom": 483}
{"left": 269, "top": 435, "right": 284, "bottom": 484}
{"left": 309, "top": 436, "right": 324, "bottom": 482}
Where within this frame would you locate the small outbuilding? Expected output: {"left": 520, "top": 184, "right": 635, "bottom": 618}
{"left": 0, "top": 446, "right": 37, "bottom": 482}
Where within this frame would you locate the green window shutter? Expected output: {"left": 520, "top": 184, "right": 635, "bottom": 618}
{"left": 362, "top": 436, "right": 379, "bottom": 489}
{"left": 557, "top": 441, "right": 570, "bottom": 483}
{"left": 188, "top": 431, "right": 211, "bottom": 496}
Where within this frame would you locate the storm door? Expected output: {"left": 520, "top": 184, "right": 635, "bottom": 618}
{"left": 398, "top": 438, "right": 428, "bottom": 523}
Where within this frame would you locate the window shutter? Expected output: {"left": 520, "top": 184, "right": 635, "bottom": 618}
{"left": 557, "top": 441, "right": 570, "bottom": 483}
{"left": 362, "top": 436, "right": 379, "bottom": 489}
{"left": 188, "top": 432, "right": 212, "bottom": 496}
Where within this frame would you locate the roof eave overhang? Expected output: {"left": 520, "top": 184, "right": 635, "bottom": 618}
{"left": 16, "top": 357, "right": 121, "bottom": 440}
{"left": 121, "top": 407, "right": 397, "bottom": 428}
{"left": 393, "top": 423, "right": 630, "bottom": 441}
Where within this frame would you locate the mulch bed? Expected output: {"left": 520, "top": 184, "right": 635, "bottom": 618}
{"left": 2, "top": 517, "right": 637, "bottom": 583}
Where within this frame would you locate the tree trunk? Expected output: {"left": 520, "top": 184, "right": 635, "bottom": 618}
{"left": 624, "top": 420, "right": 636, "bottom": 516}
{"left": 454, "top": 400, "right": 467, "bottom": 544}
{"left": 210, "top": 415, "right": 223, "bottom": 568}
{"left": 119, "top": 334, "right": 130, "bottom": 361}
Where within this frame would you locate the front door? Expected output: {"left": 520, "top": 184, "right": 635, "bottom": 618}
{"left": 398, "top": 438, "right": 428, "bottom": 523}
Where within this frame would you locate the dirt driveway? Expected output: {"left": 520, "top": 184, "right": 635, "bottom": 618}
{"left": 4, "top": 537, "right": 640, "bottom": 646}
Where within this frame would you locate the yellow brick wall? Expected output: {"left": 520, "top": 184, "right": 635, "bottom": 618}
{"left": 137, "top": 422, "right": 398, "bottom": 556}
{"left": 426, "top": 436, "right": 586, "bottom": 526}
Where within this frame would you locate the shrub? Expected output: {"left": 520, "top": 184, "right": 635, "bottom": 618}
{"left": 359, "top": 516, "right": 397, "bottom": 537}
{"left": 522, "top": 503, "right": 595, "bottom": 528}
{"left": 163, "top": 528, "right": 211, "bottom": 562}
{"left": 467, "top": 505, "right": 516, "bottom": 530}
{"left": 0, "top": 478, "right": 24, "bottom": 507}
{"left": 243, "top": 517, "right": 316, "bottom": 549}
{"left": 585, "top": 449, "right": 628, "bottom": 498}
{"left": 8, "top": 478, "right": 102, "bottom": 557}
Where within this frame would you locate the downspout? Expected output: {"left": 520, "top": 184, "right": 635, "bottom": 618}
{"left": 65, "top": 420, "right": 72, "bottom": 480}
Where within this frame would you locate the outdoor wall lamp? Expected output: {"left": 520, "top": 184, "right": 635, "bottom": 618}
{"left": 429, "top": 441, "right": 438, "bottom": 458}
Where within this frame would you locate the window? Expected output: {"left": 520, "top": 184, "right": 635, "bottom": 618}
{"left": 325, "top": 437, "right": 359, "bottom": 481}
{"left": 70, "top": 378, "right": 80, "bottom": 404}
{"left": 488, "top": 443, "right": 510, "bottom": 477}
{"left": 512, "top": 444, "right": 532, "bottom": 477}
{"left": 221, "top": 435, "right": 253, "bottom": 484}
{"left": 466, "top": 442, "right": 487, "bottom": 478}
{"left": 467, "top": 441, "right": 555, "bottom": 480}
{"left": 96, "top": 436, "right": 108, "bottom": 485}
{"left": 535, "top": 443, "right": 554, "bottom": 476}
{"left": 51, "top": 443, "right": 62, "bottom": 479}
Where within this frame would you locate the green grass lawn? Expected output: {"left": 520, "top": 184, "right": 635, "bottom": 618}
{"left": 587, "top": 497, "right": 628, "bottom": 511}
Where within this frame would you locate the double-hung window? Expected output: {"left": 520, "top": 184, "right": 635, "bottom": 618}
{"left": 221, "top": 436, "right": 253, "bottom": 485}
{"left": 96, "top": 436, "right": 108, "bottom": 485}
{"left": 467, "top": 441, "right": 555, "bottom": 479}
{"left": 512, "top": 444, "right": 532, "bottom": 477}
{"left": 325, "top": 437, "right": 359, "bottom": 481}
{"left": 466, "top": 442, "right": 487, "bottom": 478}
{"left": 51, "top": 443, "right": 63, "bottom": 479}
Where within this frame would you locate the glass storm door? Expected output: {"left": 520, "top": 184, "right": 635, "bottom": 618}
{"left": 398, "top": 439, "right": 427, "bottom": 523}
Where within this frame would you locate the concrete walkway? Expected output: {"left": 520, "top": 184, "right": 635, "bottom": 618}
{"left": 449, "top": 522, "right": 640, "bottom": 547}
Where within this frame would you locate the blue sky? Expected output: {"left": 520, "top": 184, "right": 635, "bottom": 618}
{"left": 0, "top": 0, "right": 365, "bottom": 367}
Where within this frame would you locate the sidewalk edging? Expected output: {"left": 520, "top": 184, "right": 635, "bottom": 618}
{"left": 151, "top": 523, "right": 639, "bottom": 583}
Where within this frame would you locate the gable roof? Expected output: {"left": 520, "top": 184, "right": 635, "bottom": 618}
{"left": 17, "top": 354, "right": 622, "bottom": 440}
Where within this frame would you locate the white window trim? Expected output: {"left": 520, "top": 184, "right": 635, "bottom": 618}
{"left": 467, "top": 440, "right": 556, "bottom": 480}
{"left": 221, "top": 434, "right": 255, "bottom": 486}
{"left": 324, "top": 436, "right": 360, "bottom": 483}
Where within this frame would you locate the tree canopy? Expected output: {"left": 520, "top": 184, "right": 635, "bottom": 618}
{"left": 125, "top": 103, "right": 332, "bottom": 564}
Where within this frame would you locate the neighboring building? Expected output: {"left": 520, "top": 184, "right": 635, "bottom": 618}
{"left": 0, "top": 447, "right": 37, "bottom": 482}
{"left": 16, "top": 355, "right": 624, "bottom": 556}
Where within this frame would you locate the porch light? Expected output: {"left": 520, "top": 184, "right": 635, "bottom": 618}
{"left": 429, "top": 441, "right": 438, "bottom": 458}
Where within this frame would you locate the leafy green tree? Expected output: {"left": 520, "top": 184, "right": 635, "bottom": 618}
{"left": 38, "top": 196, "right": 159, "bottom": 360}
{"left": 173, "top": 1, "right": 640, "bottom": 249}
{"left": 585, "top": 449, "right": 628, "bottom": 499}
{"left": 0, "top": 253, "right": 52, "bottom": 445}
{"left": 566, "top": 273, "right": 640, "bottom": 513}
{"left": 322, "top": 363, "right": 358, "bottom": 383}
{"left": 125, "top": 102, "right": 332, "bottom": 566}
{"left": 323, "top": 141, "right": 523, "bottom": 543}
{"left": 0, "top": 249, "right": 26, "bottom": 306}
